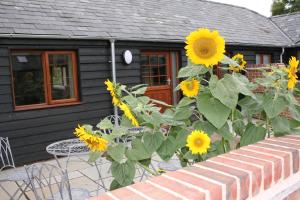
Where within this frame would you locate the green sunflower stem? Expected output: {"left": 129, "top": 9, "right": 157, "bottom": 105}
{"left": 136, "top": 162, "right": 159, "bottom": 176}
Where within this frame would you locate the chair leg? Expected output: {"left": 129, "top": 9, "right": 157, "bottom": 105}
{"left": 14, "top": 180, "right": 31, "bottom": 200}
{"left": 0, "top": 183, "right": 16, "bottom": 200}
{"left": 95, "top": 162, "right": 107, "bottom": 192}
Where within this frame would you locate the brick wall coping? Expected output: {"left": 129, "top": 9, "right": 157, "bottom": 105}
{"left": 90, "top": 135, "right": 300, "bottom": 200}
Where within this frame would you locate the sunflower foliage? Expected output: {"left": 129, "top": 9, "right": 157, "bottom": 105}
{"left": 74, "top": 28, "right": 300, "bottom": 191}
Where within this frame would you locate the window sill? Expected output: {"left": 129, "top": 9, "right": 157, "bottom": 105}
{"left": 14, "top": 101, "right": 82, "bottom": 112}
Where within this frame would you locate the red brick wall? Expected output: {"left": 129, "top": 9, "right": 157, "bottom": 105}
{"left": 91, "top": 135, "right": 300, "bottom": 200}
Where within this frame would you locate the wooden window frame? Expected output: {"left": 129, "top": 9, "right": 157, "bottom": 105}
{"left": 256, "top": 53, "right": 272, "bottom": 64}
{"left": 140, "top": 51, "right": 171, "bottom": 88}
{"left": 10, "top": 50, "right": 80, "bottom": 111}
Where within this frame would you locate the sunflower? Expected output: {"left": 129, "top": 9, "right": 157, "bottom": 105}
{"left": 286, "top": 57, "right": 299, "bottom": 90}
{"left": 185, "top": 28, "right": 225, "bottom": 67}
{"left": 119, "top": 102, "right": 139, "bottom": 127}
{"left": 229, "top": 53, "right": 247, "bottom": 72}
{"left": 180, "top": 79, "right": 200, "bottom": 97}
{"left": 74, "top": 125, "right": 108, "bottom": 152}
{"left": 186, "top": 130, "right": 211, "bottom": 155}
{"left": 104, "top": 79, "right": 121, "bottom": 106}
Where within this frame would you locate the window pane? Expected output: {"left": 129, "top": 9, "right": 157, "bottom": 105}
{"left": 11, "top": 52, "right": 45, "bottom": 106}
{"left": 256, "top": 54, "right": 261, "bottom": 64}
{"left": 263, "top": 55, "right": 270, "bottom": 64}
{"left": 48, "top": 54, "right": 76, "bottom": 100}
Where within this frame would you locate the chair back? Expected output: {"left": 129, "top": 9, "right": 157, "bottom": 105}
{"left": 0, "top": 137, "right": 15, "bottom": 171}
{"left": 25, "top": 163, "right": 72, "bottom": 200}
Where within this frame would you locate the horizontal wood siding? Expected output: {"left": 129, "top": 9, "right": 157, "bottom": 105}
{"left": 0, "top": 38, "right": 113, "bottom": 165}
{"left": 0, "top": 38, "right": 283, "bottom": 165}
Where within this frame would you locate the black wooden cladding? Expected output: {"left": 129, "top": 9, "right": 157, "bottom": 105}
{"left": 0, "top": 38, "right": 285, "bottom": 165}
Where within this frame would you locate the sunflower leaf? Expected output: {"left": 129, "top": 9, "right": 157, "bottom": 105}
{"left": 240, "top": 123, "right": 266, "bottom": 146}
{"left": 210, "top": 74, "right": 239, "bottom": 109}
{"left": 263, "top": 93, "right": 287, "bottom": 119}
{"left": 178, "top": 65, "right": 209, "bottom": 78}
{"left": 196, "top": 93, "right": 231, "bottom": 129}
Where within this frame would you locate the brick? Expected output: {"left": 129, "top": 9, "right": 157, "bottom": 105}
{"left": 110, "top": 187, "right": 145, "bottom": 200}
{"left": 130, "top": 181, "right": 182, "bottom": 200}
{"left": 263, "top": 139, "right": 300, "bottom": 150}
{"left": 233, "top": 149, "right": 283, "bottom": 183}
{"left": 244, "top": 145, "right": 291, "bottom": 178}
{"left": 210, "top": 156, "right": 262, "bottom": 197}
{"left": 165, "top": 171, "right": 222, "bottom": 200}
{"left": 149, "top": 175, "right": 206, "bottom": 200}
{"left": 89, "top": 193, "right": 115, "bottom": 200}
{"left": 223, "top": 153, "right": 272, "bottom": 190}
{"left": 197, "top": 161, "right": 250, "bottom": 200}
{"left": 184, "top": 166, "right": 237, "bottom": 200}
{"left": 255, "top": 142, "right": 300, "bottom": 173}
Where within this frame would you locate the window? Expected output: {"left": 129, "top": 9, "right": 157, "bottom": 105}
{"left": 141, "top": 52, "right": 170, "bottom": 86}
{"left": 256, "top": 54, "right": 271, "bottom": 64}
{"left": 11, "top": 51, "right": 79, "bottom": 110}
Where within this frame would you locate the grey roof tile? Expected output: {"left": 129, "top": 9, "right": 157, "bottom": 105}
{"left": 271, "top": 12, "right": 300, "bottom": 46}
{"left": 0, "top": 0, "right": 292, "bottom": 46}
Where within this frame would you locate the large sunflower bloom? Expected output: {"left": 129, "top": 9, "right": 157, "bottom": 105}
{"left": 186, "top": 130, "right": 210, "bottom": 155}
{"left": 229, "top": 53, "right": 247, "bottom": 72}
{"left": 185, "top": 28, "right": 225, "bottom": 67}
{"left": 104, "top": 79, "right": 121, "bottom": 106}
{"left": 180, "top": 79, "right": 200, "bottom": 97}
{"left": 119, "top": 102, "right": 139, "bottom": 127}
{"left": 74, "top": 125, "right": 108, "bottom": 152}
{"left": 286, "top": 57, "right": 299, "bottom": 90}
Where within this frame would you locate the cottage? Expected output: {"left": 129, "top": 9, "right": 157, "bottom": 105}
{"left": 0, "top": 0, "right": 299, "bottom": 165}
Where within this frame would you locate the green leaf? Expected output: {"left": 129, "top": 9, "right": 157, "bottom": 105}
{"left": 233, "top": 119, "right": 246, "bottom": 136}
{"left": 138, "top": 158, "right": 152, "bottom": 167}
{"left": 263, "top": 94, "right": 287, "bottom": 119}
{"left": 110, "top": 179, "right": 123, "bottom": 191}
{"left": 107, "top": 144, "right": 126, "bottom": 163}
{"left": 231, "top": 74, "right": 255, "bottom": 98}
{"left": 210, "top": 74, "right": 239, "bottom": 109}
{"left": 177, "top": 97, "right": 195, "bottom": 108}
{"left": 240, "top": 124, "right": 266, "bottom": 146}
{"left": 178, "top": 65, "right": 209, "bottom": 78}
{"left": 238, "top": 95, "right": 263, "bottom": 118}
{"left": 126, "top": 139, "right": 150, "bottom": 161}
{"left": 175, "top": 129, "right": 189, "bottom": 149}
{"left": 289, "top": 104, "right": 300, "bottom": 121}
{"left": 217, "top": 123, "right": 234, "bottom": 141}
{"left": 88, "top": 151, "right": 101, "bottom": 163}
{"left": 196, "top": 93, "right": 231, "bottom": 129}
{"left": 174, "top": 107, "right": 193, "bottom": 120}
{"left": 132, "top": 86, "right": 147, "bottom": 95}
{"left": 157, "top": 136, "right": 177, "bottom": 161}
{"left": 111, "top": 160, "right": 135, "bottom": 186}
{"left": 143, "top": 132, "right": 164, "bottom": 154}
{"left": 193, "top": 121, "right": 217, "bottom": 135}
{"left": 271, "top": 116, "right": 290, "bottom": 136}
{"left": 96, "top": 118, "right": 113, "bottom": 130}
{"left": 220, "top": 55, "right": 239, "bottom": 66}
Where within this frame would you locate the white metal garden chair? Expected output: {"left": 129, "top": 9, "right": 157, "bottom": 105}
{"left": 0, "top": 137, "right": 34, "bottom": 199}
{"left": 25, "top": 163, "right": 89, "bottom": 200}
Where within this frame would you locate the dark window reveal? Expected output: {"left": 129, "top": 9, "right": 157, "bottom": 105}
{"left": 11, "top": 51, "right": 79, "bottom": 110}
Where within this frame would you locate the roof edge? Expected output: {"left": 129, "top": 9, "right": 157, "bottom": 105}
{"left": 270, "top": 11, "right": 300, "bottom": 19}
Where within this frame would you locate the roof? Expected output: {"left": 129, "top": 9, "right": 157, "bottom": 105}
{"left": 0, "top": 0, "right": 292, "bottom": 46}
{"left": 271, "top": 12, "right": 300, "bottom": 47}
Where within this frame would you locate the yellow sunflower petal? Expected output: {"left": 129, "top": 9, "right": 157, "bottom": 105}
{"left": 74, "top": 125, "right": 108, "bottom": 152}
{"left": 104, "top": 79, "right": 121, "bottom": 106}
{"left": 286, "top": 56, "right": 299, "bottom": 90}
{"left": 186, "top": 130, "right": 211, "bottom": 155}
{"left": 229, "top": 53, "right": 247, "bottom": 72}
{"left": 185, "top": 28, "right": 225, "bottom": 67}
{"left": 180, "top": 79, "right": 200, "bottom": 97}
{"left": 119, "top": 102, "right": 139, "bottom": 127}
